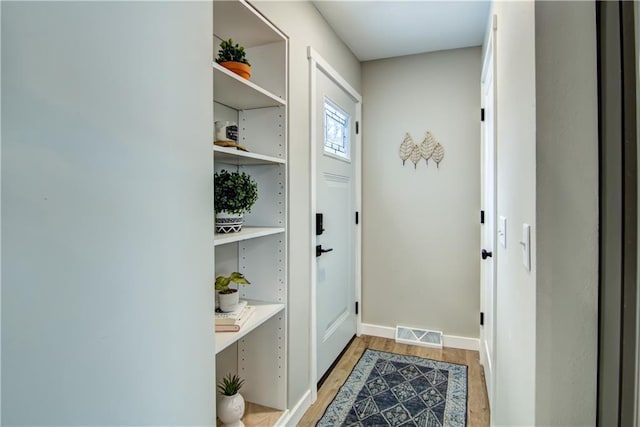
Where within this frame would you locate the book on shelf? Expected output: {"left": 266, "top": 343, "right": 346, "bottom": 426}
{"left": 215, "top": 300, "right": 248, "bottom": 324}
{"left": 215, "top": 305, "right": 256, "bottom": 332}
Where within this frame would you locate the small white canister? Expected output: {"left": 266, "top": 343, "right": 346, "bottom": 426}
{"left": 215, "top": 121, "right": 238, "bottom": 142}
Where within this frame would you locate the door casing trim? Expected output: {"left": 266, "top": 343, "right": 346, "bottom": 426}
{"left": 480, "top": 13, "right": 498, "bottom": 412}
{"left": 307, "top": 46, "right": 362, "bottom": 403}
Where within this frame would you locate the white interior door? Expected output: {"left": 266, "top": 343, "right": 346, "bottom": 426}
{"left": 480, "top": 31, "right": 497, "bottom": 410}
{"left": 315, "top": 69, "right": 358, "bottom": 381}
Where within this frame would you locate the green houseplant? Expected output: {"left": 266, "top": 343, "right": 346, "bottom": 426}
{"left": 217, "top": 373, "right": 246, "bottom": 426}
{"left": 215, "top": 272, "right": 251, "bottom": 312}
{"left": 214, "top": 169, "right": 258, "bottom": 234}
{"left": 216, "top": 38, "right": 251, "bottom": 80}
{"left": 217, "top": 373, "right": 245, "bottom": 396}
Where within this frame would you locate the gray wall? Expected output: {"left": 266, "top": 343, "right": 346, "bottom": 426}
{"left": 361, "top": 47, "right": 481, "bottom": 338}
{"left": 250, "top": 1, "right": 362, "bottom": 408}
{"left": 2, "top": 2, "right": 215, "bottom": 424}
{"left": 535, "top": 1, "right": 598, "bottom": 425}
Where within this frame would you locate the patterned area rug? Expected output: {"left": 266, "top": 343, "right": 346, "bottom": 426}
{"left": 317, "top": 349, "right": 467, "bottom": 427}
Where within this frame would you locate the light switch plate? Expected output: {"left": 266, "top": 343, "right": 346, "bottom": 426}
{"left": 521, "top": 223, "right": 531, "bottom": 272}
{"left": 499, "top": 216, "right": 507, "bottom": 248}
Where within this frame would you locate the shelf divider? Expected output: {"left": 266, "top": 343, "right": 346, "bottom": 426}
{"left": 215, "top": 301, "right": 285, "bottom": 354}
{"left": 214, "top": 146, "right": 285, "bottom": 166}
{"left": 213, "top": 63, "right": 285, "bottom": 110}
{"left": 214, "top": 227, "right": 285, "bottom": 246}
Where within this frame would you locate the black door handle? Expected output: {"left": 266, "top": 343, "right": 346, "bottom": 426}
{"left": 316, "top": 245, "right": 334, "bottom": 257}
{"left": 481, "top": 249, "right": 493, "bottom": 260}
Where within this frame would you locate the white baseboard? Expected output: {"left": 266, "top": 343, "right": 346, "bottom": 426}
{"left": 442, "top": 334, "right": 480, "bottom": 351}
{"left": 276, "top": 389, "right": 311, "bottom": 427}
{"left": 361, "top": 323, "right": 480, "bottom": 351}
{"left": 361, "top": 323, "right": 396, "bottom": 339}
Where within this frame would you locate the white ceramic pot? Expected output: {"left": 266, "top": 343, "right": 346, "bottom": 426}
{"left": 215, "top": 121, "right": 238, "bottom": 142}
{"left": 216, "top": 211, "right": 244, "bottom": 234}
{"left": 217, "top": 393, "right": 245, "bottom": 427}
{"left": 218, "top": 290, "right": 240, "bottom": 313}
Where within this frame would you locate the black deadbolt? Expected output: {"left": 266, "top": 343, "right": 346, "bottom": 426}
{"left": 316, "top": 213, "right": 325, "bottom": 236}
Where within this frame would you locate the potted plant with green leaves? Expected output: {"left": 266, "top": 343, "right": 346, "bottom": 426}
{"left": 214, "top": 169, "right": 258, "bottom": 234}
{"left": 217, "top": 373, "right": 245, "bottom": 427}
{"left": 215, "top": 272, "right": 251, "bottom": 312}
{"left": 216, "top": 38, "right": 251, "bottom": 80}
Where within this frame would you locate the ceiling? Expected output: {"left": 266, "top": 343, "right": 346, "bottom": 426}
{"left": 312, "top": 1, "right": 491, "bottom": 62}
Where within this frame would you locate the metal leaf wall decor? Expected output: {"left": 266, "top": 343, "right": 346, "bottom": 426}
{"left": 399, "top": 131, "right": 445, "bottom": 169}
{"left": 420, "top": 132, "right": 436, "bottom": 164}
{"left": 409, "top": 145, "right": 422, "bottom": 169}
{"left": 398, "top": 133, "right": 416, "bottom": 165}
{"left": 432, "top": 143, "right": 445, "bottom": 168}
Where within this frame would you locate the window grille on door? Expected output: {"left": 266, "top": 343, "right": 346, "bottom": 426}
{"left": 323, "top": 98, "right": 351, "bottom": 161}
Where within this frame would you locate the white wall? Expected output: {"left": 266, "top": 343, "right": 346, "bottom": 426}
{"left": 250, "top": 1, "right": 362, "bottom": 408}
{"left": 490, "top": 1, "right": 537, "bottom": 424}
{"left": 2, "top": 2, "right": 215, "bottom": 425}
{"left": 361, "top": 47, "right": 481, "bottom": 338}
{"left": 535, "top": 2, "right": 598, "bottom": 424}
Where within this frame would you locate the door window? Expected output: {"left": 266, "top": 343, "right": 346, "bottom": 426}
{"left": 324, "top": 98, "right": 351, "bottom": 161}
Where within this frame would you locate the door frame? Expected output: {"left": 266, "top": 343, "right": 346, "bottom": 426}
{"left": 307, "top": 46, "right": 362, "bottom": 402}
{"left": 597, "top": 2, "right": 639, "bottom": 424}
{"left": 480, "top": 14, "right": 497, "bottom": 411}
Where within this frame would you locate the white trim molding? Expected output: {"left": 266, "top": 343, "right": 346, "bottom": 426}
{"left": 361, "top": 323, "right": 395, "bottom": 339}
{"left": 276, "top": 390, "right": 312, "bottom": 427}
{"left": 361, "top": 323, "right": 480, "bottom": 352}
{"left": 308, "top": 46, "right": 363, "bottom": 404}
{"left": 307, "top": 47, "right": 362, "bottom": 103}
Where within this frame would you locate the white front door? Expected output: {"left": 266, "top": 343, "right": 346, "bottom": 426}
{"left": 480, "top": 29, "right": 496, "bottom": 410}
{"left": 315, "top": 68, "right": 358, "bottom": 381}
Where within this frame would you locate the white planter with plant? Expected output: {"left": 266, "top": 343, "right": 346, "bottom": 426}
{"left": 214, "top": 170, "right": 258, "bottom": 234}
{"left": 217, "top": 373, "right": 246, "bottom": 427}
{"left": 215, "top": 272, "right": 251, "bottom": 312}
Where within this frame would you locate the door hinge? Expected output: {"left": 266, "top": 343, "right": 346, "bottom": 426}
{"left": 356, "top": 121, "right": 359, "bottom": 135}
{"left": 355, "top": 301, "right": 359, "bottom": 315}
{"left": 355, "top": 211, "right": 359, "bottom": 225}
{"left": 480, "top": 312, "right": 484, "bottom": 326}
{"left": 481, "top": 108, "right": 485, "bottom": 122}
{"left": 480, "top": 210, "right": 485, "bottom": 224}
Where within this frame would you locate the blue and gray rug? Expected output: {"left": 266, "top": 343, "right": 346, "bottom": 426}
{"left": 317, "top": 349, "right": 467, "bottom": 427}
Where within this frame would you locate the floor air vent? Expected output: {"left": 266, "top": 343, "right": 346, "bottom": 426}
{"left": 395, "top": 326, "right": 443, "bottom": 349}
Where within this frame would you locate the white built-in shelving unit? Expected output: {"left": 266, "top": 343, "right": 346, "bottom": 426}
{"left": 213, "top": 1, "right": 289, "bottom": 425}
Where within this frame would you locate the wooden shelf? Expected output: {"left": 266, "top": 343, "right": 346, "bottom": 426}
{"left": 214, "top": 227, "right": 285, "bottom": 246}
{"left": 214, "top": 146, "right": 285, "bottom": 166}
{"left": 215, "top": 301, "right": 285, "bottom": 354}
{"left": 213, "top": 63, "right": 285, "bottom": 110}
{"left": 213, "top": 0, "right": 285, "bottom": 48}
{"left": 216, "top": 402, "right": 285, "bottom": 427}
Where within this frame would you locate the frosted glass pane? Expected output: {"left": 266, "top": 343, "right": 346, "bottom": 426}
{"left": 324, "top": 98, "right": 350, "bottom": 160}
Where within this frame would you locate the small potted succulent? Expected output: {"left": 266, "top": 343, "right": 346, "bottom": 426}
{"left": 215, "top": 272, "right": 251, "bottom": 312}
{"left": 214, "top": 169, "right": 258, "bottom": 233}
{"left": 216, "top": 38, "right": 251, "bottom": 80}
{"left": 217, "top": 373, "right": 246, "bottom": 427}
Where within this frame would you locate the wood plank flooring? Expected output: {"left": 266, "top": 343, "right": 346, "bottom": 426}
{"left": 298, "top": 335, "right": 490, "bottom": 426}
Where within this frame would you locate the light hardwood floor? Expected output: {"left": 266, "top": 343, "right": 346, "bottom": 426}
{"left": 298, "top": 335, "right": 490, "bottom": 426}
